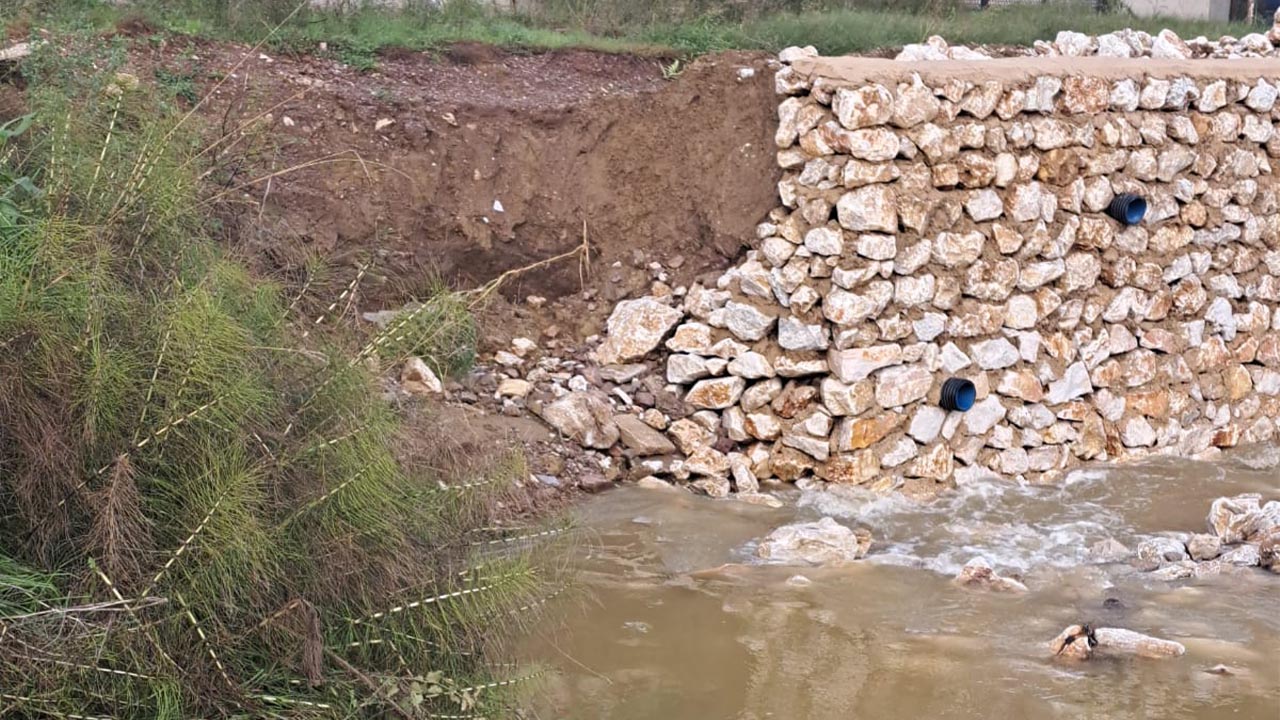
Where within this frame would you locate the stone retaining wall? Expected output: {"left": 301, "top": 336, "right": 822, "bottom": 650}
{"left": 587, "top": 51, "right": 1280, "bottom": 498}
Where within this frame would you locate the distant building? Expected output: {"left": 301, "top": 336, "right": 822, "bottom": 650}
{"left": 1122, "top": 0, "right": 1232, "bottom": 21}
{"left": 968, "top": 0, "right": 1264, "bottom": 21}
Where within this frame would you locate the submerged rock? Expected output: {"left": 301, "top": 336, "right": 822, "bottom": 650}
{"left": 755, "top": 516, "right": 871, "bottom": 565}
{"left": 737, "top": 492, "right": 785, "bottom": 509}
{"left": 1149, "top": 560, "right": 1197, "bottom": 580}
{"left": 954, "top": 557, "right": 1028, "bottom": 593}
{"left": 1087, "top": 538, "right": 1132, "bottom": 564}
{"left": 1051, "top": 625, "right": 1186, "bottom": 660}
{"left": 635, "top": 476, "right": 676, "bottom": 491}
{"left": 1133, "top": 536, "right": 1189, "bottom": 571}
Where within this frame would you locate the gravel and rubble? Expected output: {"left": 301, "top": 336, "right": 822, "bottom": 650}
{"left": 890, "top": 13, "right": 1280, "bottom": 63}
{"left": 1088, "top": 493, "right": 1280, "bottom": 579}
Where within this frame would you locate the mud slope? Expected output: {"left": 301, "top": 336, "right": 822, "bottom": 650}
{"left": 155, "top": 42, "right": 780, "bottom": 337}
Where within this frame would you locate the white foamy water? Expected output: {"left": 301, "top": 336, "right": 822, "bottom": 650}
{"left": 794, "top": 455, "right": 1276, "bottom": 577}
{"left": 798, "top": 472, "right": 1123, "bottom": 575}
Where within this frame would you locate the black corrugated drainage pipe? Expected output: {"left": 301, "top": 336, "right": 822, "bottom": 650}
{"left": 939, "top": 378, "right": 976, "bottom": 412}
{"left": 1107, "top": 193, "right": 1147, "bottom": 225}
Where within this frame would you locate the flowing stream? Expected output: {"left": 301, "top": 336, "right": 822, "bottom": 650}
{"left": 521, "top": 448, "right": 1280, "bottom": 719}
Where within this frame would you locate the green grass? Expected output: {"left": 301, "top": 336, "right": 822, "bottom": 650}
{"left": 0, "top": 32, "right": 561, "bottom": 719}
{"left": 710, "top": 4, "right": 1262, "bottom": 55}
{"left": 4, "top": 0, "right": 1264, "bottom": 64}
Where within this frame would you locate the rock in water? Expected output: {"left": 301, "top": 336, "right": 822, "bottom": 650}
{"left": 1133, "top": 536, "right": 1189, "bottom": 571}
{"left": 1259, "top": 527, "right": 1280, "bottom": 573}
{"left": 954, "top": 557, "right": 1028, "bottom": 593}
{"left": 1051, "top": 625, "right": 1185, "bottom": 660}
{"left": 1094, "top": 628, "right": 1186, "bottom": 658}
{"left": 591, "top": 298, "right": 683, "bottom": 365}
{"left": 1186, "top": 533, "right": 1222, "bottom": 561}
{"left": 755, "top": 517, "right": 871, "bottom": 565}
{"left": 1087, "top": 538, "right": 1131, "bottom": 563}
{"left": 1207, "top": 494, "right": 1277, "bottom": 544}
{"left": 540, "top": 391, "right": 620, "bottom": 449}
{"left": 1050, "top": 624, "right": 1097, "bottom": 660}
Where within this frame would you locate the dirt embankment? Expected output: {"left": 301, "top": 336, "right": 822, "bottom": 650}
{"left": 139, "top": 39, "right": 781, "bottom": 344}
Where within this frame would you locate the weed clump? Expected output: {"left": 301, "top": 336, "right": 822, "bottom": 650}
{"left": 0, "top": 39, "right": 552, "bottom": 719}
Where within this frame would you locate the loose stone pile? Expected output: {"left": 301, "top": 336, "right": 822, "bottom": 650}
{"left": 554, "top": 44, "right": 1280, "bottom": 501}
{"left": 890, "top": 12, "right": 1280, "bottom": 62}
{"left": 1106, "top": 493, "right": 1280, "bottom": 579}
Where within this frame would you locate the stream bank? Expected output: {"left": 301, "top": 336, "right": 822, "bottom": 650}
{"left": 521, "top": 450, "right": 1280, "bottom": 719}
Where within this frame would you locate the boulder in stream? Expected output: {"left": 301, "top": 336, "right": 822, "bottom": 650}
{"left": 1087, "top": 538, "right": 1131, "bottom": 564}
{"left": 1051, "top": 625, "right": 1185, "bottom": 660}
{"left": 1259, "top": 527, "right": 1280, "bottom": 574}
{"left": 1206, "top": 494, "right": 1278, "bottom": 544}
{"left": 1132, "top": 536, "right": 1189, "bottom": 571}
{"left": 755, "top": 516, "right": 872, "bottom": 565}
{"left": 953, "top": 557, "right": 1029, "bottom": 593}
{"left": 1186, "top": 533, "right": 1222, "bottom": 561}
{"left": 1219, "top": 543, "right": 1261, "bottom": 567}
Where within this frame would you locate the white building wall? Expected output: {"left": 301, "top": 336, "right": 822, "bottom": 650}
{"left": 1123, "top": 0, "right": 1232, "bottom": 21}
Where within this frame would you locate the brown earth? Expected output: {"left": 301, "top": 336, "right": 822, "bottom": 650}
{"left": 120, "top": 37, "right": 781, "bottom": 347}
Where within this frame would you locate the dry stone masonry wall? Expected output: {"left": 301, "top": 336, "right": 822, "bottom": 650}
{"left": 578, "top": 48, "right": 1280, "bottom": 501}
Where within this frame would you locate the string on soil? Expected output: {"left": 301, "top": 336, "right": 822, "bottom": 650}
{"left": 0, "top": 33, "right": 572, "bottom": 719}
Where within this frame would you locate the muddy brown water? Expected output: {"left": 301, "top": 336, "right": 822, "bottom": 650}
{"left": 521, "top": 448, "right": 1280, "bottom": 719}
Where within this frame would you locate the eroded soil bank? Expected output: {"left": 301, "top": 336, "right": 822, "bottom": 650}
{"left": 116, "top": 36, "right": 781, "bottom": 345}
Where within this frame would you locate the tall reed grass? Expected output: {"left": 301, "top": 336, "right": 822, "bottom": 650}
{"left": 0, "top": 34, "right": 557, "bottom": 719}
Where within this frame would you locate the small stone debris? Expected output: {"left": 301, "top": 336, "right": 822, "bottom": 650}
{"left": 1124, "top": 494, "right": 1279, "bottom": 580}
{"left": 400, "top": 357, "right": 443, "bottom": 396}
{"left": 496, "top": 378, "right": 531, "bottom": 399}
{"left": 893, "top": 18, "right": 1280, "bottom": 62}
{"left": 0, "top": 42, "right": 35, "bottom": 62}
{"left": 541, "top": 391, "right": 619, "bottom": 450}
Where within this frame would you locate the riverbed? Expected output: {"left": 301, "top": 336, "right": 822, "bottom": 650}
{"left": 521, "top": 449, "right": 1280, "bottom": 719}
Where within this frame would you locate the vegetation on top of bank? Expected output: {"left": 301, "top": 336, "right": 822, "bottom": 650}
{"left": 0, "top": 33, "right": 556, "bottom": 719}
{"left": 4, "top": 0, "right": 1264, "bottom": 64}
